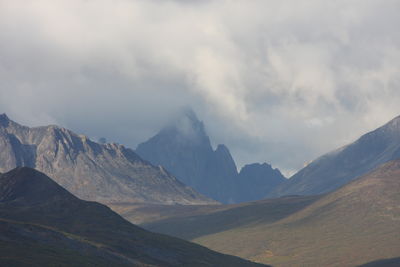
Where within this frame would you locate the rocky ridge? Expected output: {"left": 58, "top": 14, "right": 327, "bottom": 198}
{"left": 0, "top": 113, "right": 216, "bottom": 205}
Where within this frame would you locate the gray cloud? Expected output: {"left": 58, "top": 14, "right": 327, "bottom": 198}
{"left": 1, "top": 0, "right": 399, "bottom": 176}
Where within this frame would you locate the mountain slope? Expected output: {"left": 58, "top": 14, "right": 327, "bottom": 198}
{"left": 269, "top": 115, "right": 400, "bottom": 197}
{"left": 136, "top": 109, "right": 285, "bottom": 203}
{"left": 0, "top": 167, "right": 267, "bottom": 267}
{"left": 140, "top": 160, "right": 400, "bottom": 267}
{"left": 0, "top": 113, "right": 215, "bottom": 205}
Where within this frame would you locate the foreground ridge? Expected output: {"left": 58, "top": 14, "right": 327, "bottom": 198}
{"left": 0, "top": 167, "right": 267, "bottom": 267}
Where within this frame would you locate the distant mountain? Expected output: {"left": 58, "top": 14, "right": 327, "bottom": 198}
{"left": 235, "top": 163, "right": 285, "bottom": 202}
{"left": 268, "top": 115, "right": 400, "bottom": 197}
{"left": 0, "top": 167, "right": 267, "bottom": 267}
{"left": 0, "top": 113, "right": 215, "bottom": 205}
{"left": 138, "top": 159, "right": 400, "bottom": 267}
{"left": 137, "top": 110, "right": 236, "bottom": 203}
{"left": 136, "top": 109, "right": 285, "bottom": 203}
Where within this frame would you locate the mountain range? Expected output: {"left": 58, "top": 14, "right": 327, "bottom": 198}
{"left": 136, "top": 109, "right": 286, "bottom": 203}
{"left": 0, "top": 167, "right": 266, "bottom": 266}
{"left": 2, "top": 110, "right": 400, "bottom": 266}
{"left": 0, "top": 113, "right": 215, "bottom": 205}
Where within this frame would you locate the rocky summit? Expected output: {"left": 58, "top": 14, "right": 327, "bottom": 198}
{"left": 0, "top": 113, "right": 216, "bottom": 205}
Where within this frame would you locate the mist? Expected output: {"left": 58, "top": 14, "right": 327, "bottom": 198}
{"left": 1, "top": 0, "right": 399, "bottom": 175}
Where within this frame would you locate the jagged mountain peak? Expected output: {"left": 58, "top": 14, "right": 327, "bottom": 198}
{"left": 137, "top": 110, "right": 240, "bottom": 203}
{"left": 161, "top": 108, "right": 208, "bottom": 142}
{"left": 137, "top": 109, "right": 212, "bottom": 155}
{"left": 137, "top": 110, "right": 285, "bottom": 203}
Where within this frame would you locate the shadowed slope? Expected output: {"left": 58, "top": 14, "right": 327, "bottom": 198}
{"left": 0, "top": 167, "right": 267, "bottom": 267}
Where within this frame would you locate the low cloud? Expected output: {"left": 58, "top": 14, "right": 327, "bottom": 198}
{"left": 1, "top": 0, "right": 399, "bottom": 175}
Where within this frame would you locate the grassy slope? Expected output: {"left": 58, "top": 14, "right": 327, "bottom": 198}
{"left": 132, "top": 160, "right": 400, "bottom": 267}
{"left": 192, "top": 160, "right": 400, "bottom": 267}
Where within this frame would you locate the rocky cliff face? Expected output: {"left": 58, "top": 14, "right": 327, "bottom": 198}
{"left": 268, "top": 115, "right": 400, "bottom": 197}
{"left": 0, "top": 114, "right": 216, "bottom": 205}
{"left": 136, "top": 110, "right": 285, "bottom": 203}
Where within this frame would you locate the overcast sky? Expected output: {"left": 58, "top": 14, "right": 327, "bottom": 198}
{"left": 1, "top": 0, "right": 399, "bottom": 176}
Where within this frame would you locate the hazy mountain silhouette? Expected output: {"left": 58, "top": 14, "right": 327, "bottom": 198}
{"left": 235, "top": 163, "right": 285, "bottom": 202}
{"left": 136, "top": 109, "right": 285, "bottom": 203}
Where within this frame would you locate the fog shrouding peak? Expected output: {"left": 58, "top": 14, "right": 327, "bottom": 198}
{"left": 1, "top": 0, "right": 399, "bottom": 174}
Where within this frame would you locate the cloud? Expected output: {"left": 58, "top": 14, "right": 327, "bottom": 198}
{"left": 0, "top": 0, "right": 399, "bottom": 175}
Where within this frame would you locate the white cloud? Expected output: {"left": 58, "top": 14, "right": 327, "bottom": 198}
{"left": 0, "top": 0, "right": 399, "bottom": 174}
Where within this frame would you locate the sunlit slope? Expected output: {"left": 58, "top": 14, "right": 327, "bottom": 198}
{"left": 191, "top": 160, "right": 400, "bottom": 266}
{"left": 140, "top": 160, "right": 400, "bottom": 266}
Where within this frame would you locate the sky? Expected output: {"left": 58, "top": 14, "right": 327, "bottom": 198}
{"left": 1, "top": 0, "right": 399, "bottom": 176}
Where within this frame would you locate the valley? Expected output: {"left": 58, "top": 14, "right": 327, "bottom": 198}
{"left": 133, "top": 160, "right": 400, "bottom": 267}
